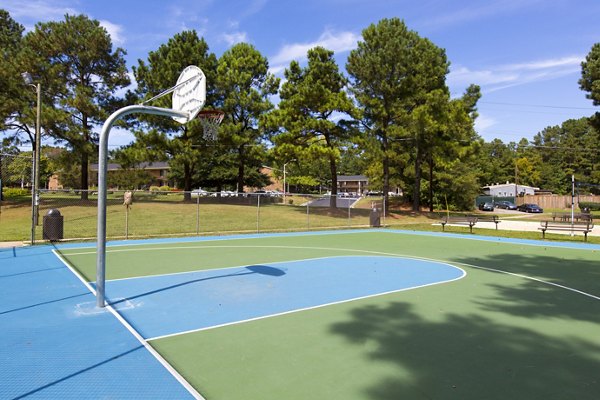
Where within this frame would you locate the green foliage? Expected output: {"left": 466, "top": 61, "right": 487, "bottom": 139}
{"left": 267, "top": 46, "right": 356, "bottom": 207}
{"left": 347, "top": 18, "right": 476, "bottom": 212}
{"left": 17, "top": 14, "right": 129, "bottom": 197}
{"left": 133, "top": 30, "right": 218, "bottom": 199}
{"left": 579, "top": 43, "right": 600, "bottom": 107}
{"left": 579, "top": 202, "right": 600, "bottom": 211}
{"left": 107, "top": 169, "right": 154, "bottom": 190}
{"left": 216, "top": 42, "right": 279, "bottom": 193}
{"left": 0, "top": 10, "right": 25, "bottom": 133}
{"left": 2, "top": 187, "right": 29, "bottom": 198}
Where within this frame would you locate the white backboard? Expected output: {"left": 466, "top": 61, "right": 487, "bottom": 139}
{"left": 172, "top": 65, "right": 206, "bottom": 124}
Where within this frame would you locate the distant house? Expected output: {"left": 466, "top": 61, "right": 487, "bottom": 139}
{"left": 89, "top": 161, "right": 173, "bottom": 188}
{"left": 337, "top": 175, "right": 369, "bottom": 195}
{"left": 482, "top": 182, "right": 539, "bottom": 197}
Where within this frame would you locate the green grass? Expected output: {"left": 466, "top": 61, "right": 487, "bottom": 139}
{"left": 2, "top": 192, "right": 598, "bottom": 244}
{"left": 58, "top": 231, "right": 600, "bottom": 399}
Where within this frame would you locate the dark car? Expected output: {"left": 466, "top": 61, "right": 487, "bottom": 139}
{"left": 495, "top": 200, "right": 517, "bottom": 210}
{"left": 478, "top": 202, "right": 494, "bottom": 211}
{"left": 517, "top": 203, "right": 543, "bottom": 213}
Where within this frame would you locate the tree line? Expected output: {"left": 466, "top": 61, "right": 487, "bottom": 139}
{"left": 1, "top": 10, "right": 599, "bottom": 211}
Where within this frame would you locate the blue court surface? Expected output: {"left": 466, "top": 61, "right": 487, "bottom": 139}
{"left": 0, "top": 245, "right": 197, "bottom": 400}
{"left": 105, "top": 256, "right": 465, "bottom": 339}
{"left": 3, "top": 229, "right": 599, "bottom": 399}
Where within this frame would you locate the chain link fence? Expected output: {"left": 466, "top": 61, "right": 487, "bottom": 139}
{"left": 0, "top": 153, "right": 34, "bottom": 242}
{"left": 0, "top": 189, "right": 384, "bottom": 243}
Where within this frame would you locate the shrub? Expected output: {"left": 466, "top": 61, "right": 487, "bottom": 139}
{"left": 579, "top": 202, "right": 600, "bottom": 211}
{"left": 2, "top": 188, "right": 30, "bottom": 199}
{"left": 149, "top": 186, "right": 160, "bottom": 192}
{"left": 158, "top": 186, "right": 170, "bottom": 191}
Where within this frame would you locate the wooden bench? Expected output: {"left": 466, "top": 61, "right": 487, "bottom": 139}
{"left": 539, "top": 220, "right": 594, "bottom": 241}
{"left": 441, "top": 215, "right": 478, "bottom": 233}
{"left": 551, "top": 212, "right": 593, "bottom": 222}
{"left": 469, "top": 214, "right": 501, "bottom": 230}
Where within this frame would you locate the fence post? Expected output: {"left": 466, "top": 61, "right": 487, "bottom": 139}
{"left": 307, "top": 199, "right": 310, "bottom": 230}
{"left": 196, "top": 193, "right": 200, "bottom": 235}
{"left": 256, "top": 193, "right": 261, "bottom": 233}
{"left": 348, "top": 203, "right": 351, "bottom": 227}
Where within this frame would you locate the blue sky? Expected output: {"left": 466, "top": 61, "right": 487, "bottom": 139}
{"left": 5, "top": 0, "right": 600, "bottom": 148}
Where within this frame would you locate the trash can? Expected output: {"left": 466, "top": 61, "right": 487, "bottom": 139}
{"left": 43, "top": 209, "right": 64, "bottom": 241}
{"left": 370, "top": 208, "right": 381, "bottom": 228}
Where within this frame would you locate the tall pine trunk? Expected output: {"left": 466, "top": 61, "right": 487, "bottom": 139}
{"left": 80, "top": 115, "right": 89, "bottom": 201}
{"left": 329, "top": 154, "right": 338, "bottom": 209}
{"left": 183, "top": 162, "right": 192, "bottom": 202}
{"left": 428, "top": 153, "right": 434, "bottom": 213}
{"left": 413, "top": 142, "right": 422, "bottom": 212}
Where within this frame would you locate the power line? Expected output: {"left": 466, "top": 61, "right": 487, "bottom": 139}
{"left": 480, "top": 101, "right": 596, "bottom": 111}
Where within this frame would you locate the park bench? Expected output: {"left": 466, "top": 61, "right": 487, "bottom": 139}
{"left": 469, "top": 214, "right": 501, "bottom": 230}
{"left": 551, "top": 212, "right": 592, "bottom": 222}
{"left": 441, "top": 215, "right": 478, "bottom": 233}
{"left": 539, "top": 220, "right": 594, "bottom": 242}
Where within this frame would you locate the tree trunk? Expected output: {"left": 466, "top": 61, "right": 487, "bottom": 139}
{"left": 183, "top": 162, "right": 192, "bottom": 201}
{"left": 237, "top": 146, "right": 245, "bottom": 196}
{"left": 382, "top": 133, "right": 390, "bottom": 216}
{"left": 413, "top": 142, "right": 422, "bottom": 212}
{"left": 329, "top": 154, "right": 338, "bottom": 209}
{"left": 80, "top": 152, "right": 89, "bottom": 201}
{"left": 80, "top": 115, "right": 89, "bottom": 201}
{"left": 429, "top": 153, "right": 434, "bottom": 213}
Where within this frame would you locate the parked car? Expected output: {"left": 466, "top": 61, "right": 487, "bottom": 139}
{"left": 495, "top": 200, "right": 517, "bottom": 210}
{"left": 478, "top": 202, "right": 494, "bottom": 211}
{"left": 517, "top": 203, "right": 543, "bottom": 213}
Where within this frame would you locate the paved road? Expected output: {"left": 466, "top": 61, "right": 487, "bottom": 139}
{"left": 307, "top": 196, "right": 360, "bottom": 208}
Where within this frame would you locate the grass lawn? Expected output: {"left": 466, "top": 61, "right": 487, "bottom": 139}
{"left": 1, "top": 192, "right": 598, "bottom": 244}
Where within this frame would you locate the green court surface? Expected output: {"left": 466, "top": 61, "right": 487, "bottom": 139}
{"left": 58, "top": 230, "right": 600, "bottom": 399}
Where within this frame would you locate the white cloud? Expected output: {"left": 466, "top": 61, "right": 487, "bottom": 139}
{"left": 474, "top": 113, "right": 497, "bottom": 132}
{"left": 99, "top": 20, "right": 125, "bottom": 46}
{"left": 271, "top": 29, "right": 359, "bottom": 67}
{"left": 448, "top": 55, "right": 583, "bottom": 93}
{"left": 422, "top": 0, "right": 543, "bottom": 29}
{"left": 221, "top": 31, "right": 249, "bottom": 46}
{"left": 3, "top": 0, "right": 77, "bottom": 21}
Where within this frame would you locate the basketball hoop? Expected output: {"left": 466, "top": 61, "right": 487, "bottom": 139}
{"left": 197, "top": 109, "right": 224, "bottom": 140}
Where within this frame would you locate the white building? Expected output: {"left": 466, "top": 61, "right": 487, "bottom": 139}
{"left": 482, "top": 182, "right": 539, "bottom": 197}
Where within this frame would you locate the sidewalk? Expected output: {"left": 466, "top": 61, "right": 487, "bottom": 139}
{"left": 0, "top": 241, "right": 24, "bottom": 248}
{"left": 475, "top": 219, "right": 599, "bottom": 237}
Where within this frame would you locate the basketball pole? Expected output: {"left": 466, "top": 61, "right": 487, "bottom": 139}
{"left": 96, "top": 105, "right": 188, "bottom": 308}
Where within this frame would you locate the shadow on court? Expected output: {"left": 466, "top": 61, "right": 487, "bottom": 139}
{"left": 109, "top": 265, "right": 286, "bottom": 306}
{"left": 329, "top": 252, "right": 600, "bottom": 399}
{"left": 454, "top": 253, "right": 600, "bottom": 324}
{"left": 330, "top": 301, "right": 600, "bottom": 399}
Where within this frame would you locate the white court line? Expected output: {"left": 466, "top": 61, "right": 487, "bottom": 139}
{"left": 146, "top": 260, "right": 467, "bottom": 341}
{"left": 72, "top": 242, "right": 600, "bottom": 304}
{"left": 58, "top": 229, "right": 600, "bottom": 257}
{"left": 52, "top": 249, "right": 205, "bottom": 400}
{"left": 132, "top": 247, "right": 600, "bottom": 340}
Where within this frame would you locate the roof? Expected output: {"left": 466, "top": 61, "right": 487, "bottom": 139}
{"left": 482, "top": 183, "right": 539, "bottom": 190}
{"left": 337, "top": 175, "right": 368, "bottom": 182}
{"left": 90, "top": 161, "right": 170, "bottom": 171}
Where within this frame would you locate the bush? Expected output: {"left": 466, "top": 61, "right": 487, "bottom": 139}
{"left": 149, "top": 186, "right": 160, "bottom": 192}
{"left": 2, "top": 188, "right": 30, "bottom": 199}
{"left": 579, "top": 202, "right": 600, "bottom": 212}
{"left": 158, "top": 186, "right": 170, "bottom": 191}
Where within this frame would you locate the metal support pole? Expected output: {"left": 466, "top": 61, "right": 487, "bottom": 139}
{"left": 96, "top": 105, "right": 188, "bottom": 308}
{"left": 30, "top": 83, "right": 41, "bottom": 244}
{"left": 196, "top": 194, "right": 200, "bottom": 235}
{"left": 256, "top": 194, "right": 261, "bottom": 233}
{"left": 571, "top": 174, "right": 575, "bottom": 236}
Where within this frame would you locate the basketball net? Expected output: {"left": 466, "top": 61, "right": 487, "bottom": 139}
{"left": 197, "top": 110, "right": 224, "bottom": 140}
